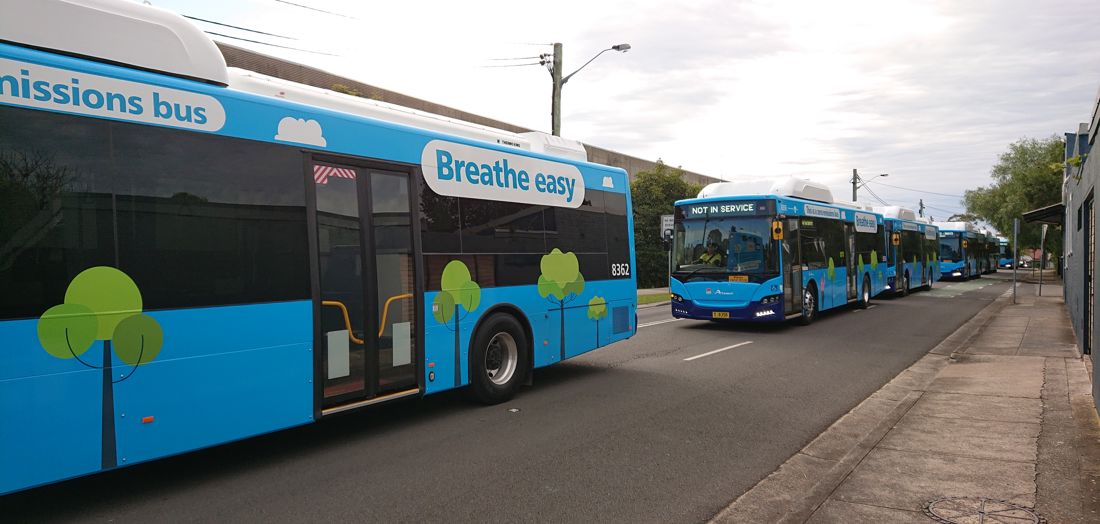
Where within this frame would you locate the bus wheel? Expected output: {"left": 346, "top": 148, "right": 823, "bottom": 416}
{"left": 858, "top": 276, "right": 871, "bottom": 309}
{"left": 467, "top": 313, "right": 529, "bottom": 405}
{"left": 923, "top": 270, "right": 933, "bottom": 291}
{"left": 798, "top": 285, "right": 817, "bottom": 325}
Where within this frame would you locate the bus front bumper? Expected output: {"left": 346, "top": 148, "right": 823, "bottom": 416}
{"left": 670, "top": 298, "right": 784, "bottom": 322}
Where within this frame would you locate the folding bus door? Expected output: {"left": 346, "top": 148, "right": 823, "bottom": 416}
{"left": 310, "top": 159, "right": 419, "bottom": 414}
{"left": 845, "top": 223, "right": 856, "bottom": 300}
{"left": 783, "top": 218, "right": 802, "bottom": 316}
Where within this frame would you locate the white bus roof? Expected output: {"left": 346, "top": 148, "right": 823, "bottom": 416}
{"left": 3, "top": 0, "right": 588, "bottom": 162}
{"left": 767, "top": 177, "right": 834, "bottom": 204}
{"left": 873, "top": 206, "right": 918, "bottom": 221}
{"left": 932, "top": 221, "right": 977, "bottom": 232}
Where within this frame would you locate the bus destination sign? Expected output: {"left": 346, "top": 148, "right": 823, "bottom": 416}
{"left": 681, "top": 199, "right": 774, "bottom": 219}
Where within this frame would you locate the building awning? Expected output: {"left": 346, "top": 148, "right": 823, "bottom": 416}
{"left": 1021, "top": 202, "right": 1065, "bottom": 225}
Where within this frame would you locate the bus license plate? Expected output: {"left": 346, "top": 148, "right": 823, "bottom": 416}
{"left": 712, "top": 311, "right": 730, "bottom": 319}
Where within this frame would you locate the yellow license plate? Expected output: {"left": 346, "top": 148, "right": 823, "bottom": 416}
{"left": 712, "top": 311, "right": 730, "bottom": 319}
{"left": 728, "top": 275, "right": 749, "bottom": 282}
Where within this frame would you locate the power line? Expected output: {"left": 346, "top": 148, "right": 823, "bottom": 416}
{"left": 184, "top": 15, "right": 298, "bottom": 40}
{"left": 203, "top": 31, "right": 338, "bottom": 56}
{"left": 274, "top": 0, "right": 357, "bottom": 19}
{"left": 481, "top": 62, "right": 543, "bottom": 68}
{"left": 487, "top": 56, "right": 544, "bottom": 61}
{"left": 862, "top": 184, "right": 891, "bottom": 206}
{"left": 866, "top": 179, "right": 964, "bottom": 198}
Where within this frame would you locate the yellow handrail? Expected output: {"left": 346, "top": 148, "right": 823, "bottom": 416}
{"left": 378, "top": 293, "right": 413, "bottom": 337}
{"left": 321, "top": 300, "right": 365, "bottom": 345}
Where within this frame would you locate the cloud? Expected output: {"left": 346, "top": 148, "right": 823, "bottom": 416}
{"left": 275, "top": 117, "right": 326, "bottom": 147}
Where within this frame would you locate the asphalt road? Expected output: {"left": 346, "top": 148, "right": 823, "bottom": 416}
{"left": 3, "top": 277, "right": 1010, "bottom": 523}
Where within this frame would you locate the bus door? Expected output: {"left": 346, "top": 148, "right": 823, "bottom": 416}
{"left": 310, "top": 160, "right": 419, "bottom": 413}
{"left": 845, "top": 223, "right": 856, "bottom": 299}
{"left": 919, "top": 232, "right": 929, "bottom": 286}
{"left": 783, "top": 218, "right": 802, "bottom": 316}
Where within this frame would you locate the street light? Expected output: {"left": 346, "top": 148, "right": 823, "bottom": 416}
{"left": 851, "top": 168, "right": 888, "bottom": 202}
{"left": 545, "top": 42, "right": 630, "bottom": 136}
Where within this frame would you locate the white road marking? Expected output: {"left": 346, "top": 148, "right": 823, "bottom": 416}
{"left": 683, "top": 341, "right": 753, "bottom": 361}
{"left": 638, "top": 318, "right": 683, "bottom": 329}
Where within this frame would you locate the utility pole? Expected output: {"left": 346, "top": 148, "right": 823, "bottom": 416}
{"left": 550, "top": 43, "right": 563, "bottom": 136}
{"left": 919, "top": 199, "right": 925, "bottom": 217}
{"left": 851, "top": 169, "right": 858, "bottom": 201}
{"left": 546, "top": 42, "right": 629, "bottom": 136}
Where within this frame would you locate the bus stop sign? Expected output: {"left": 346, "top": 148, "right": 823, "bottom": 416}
{"left": 660, "top": 214, "right": 674, "bottom": 240}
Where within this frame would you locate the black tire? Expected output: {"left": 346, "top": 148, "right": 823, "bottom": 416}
{"left": 858, "top": 275, "right": 871, "bottom": 309}
{"left": 922, "top": 269, "right": 933, "bottom": 291}
{"left": 798, "top": 284, "right": 817, "bottom": 325}
{"left": 467, "top": 313, "right": 529, "bottom": 405}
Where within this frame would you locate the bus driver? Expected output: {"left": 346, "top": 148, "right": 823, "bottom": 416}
{"left": 698, "top": 242, "right": 724, "bottom": 266}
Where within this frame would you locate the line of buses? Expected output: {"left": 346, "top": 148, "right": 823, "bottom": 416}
{"left": 670, "top": 178, "right": 1006, "bottom": 324}
{"left": 0, "top": 0, "right": 1013, "bottom": 496}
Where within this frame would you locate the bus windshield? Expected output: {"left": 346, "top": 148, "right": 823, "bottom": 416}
{"left": 673, "top": 215, "right": 779, "bottom": 281}
{"left": 940, "top": 235, "right": 962, "bottom": 260}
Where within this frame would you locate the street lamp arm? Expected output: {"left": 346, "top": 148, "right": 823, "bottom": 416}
{"left": 561, "top": 48, "right": 613, "bottom": 85}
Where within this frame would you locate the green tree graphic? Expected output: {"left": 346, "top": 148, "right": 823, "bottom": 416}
{"left": 587, "top": 296, "right": 608, "bottom": 346}
{"left": 538, "top": 248, "right": 585, "bottom": 360}
{"left": 431, "top": 260, "right": 481, "bottom": 386}
{"left": 827, "top": 257, "right": 836, "bottom": 282}
{"left": 858, "top": 254, "right": 865, "bottom": 278}
{"left": 37, "top": 266, "right": 163, "bottom": 470}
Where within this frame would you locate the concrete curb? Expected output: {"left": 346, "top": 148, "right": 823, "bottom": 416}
{"left": 709, "top": 289, "right": 1015, "bottom": 523}
{"left": 638, "top": 300, "right": 670, "bottom": 310}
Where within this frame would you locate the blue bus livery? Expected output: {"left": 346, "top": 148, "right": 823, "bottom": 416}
{"left": 0, "top": 0, "right": 637, "bottom": 494}
{"left": 670, "top": 178, "right": 888, "bottom": 324}
{"left": 998, "top": 238, "right": 1013, "bottom": 268}
{"left": 935, "top": 221, "right": 981, "bottom": 279}
{"left": 875, "top": 206, "right": 940, "bottom": 295}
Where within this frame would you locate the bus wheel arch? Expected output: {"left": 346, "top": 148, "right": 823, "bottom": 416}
{"left": 465, "top": 304, "right": 533, "bottom": 404}
{"left": 858, "top": 274, "right": 871, "bottom": 309}
{"left": 798, "top": 280, "right": 818, "bottom": 325}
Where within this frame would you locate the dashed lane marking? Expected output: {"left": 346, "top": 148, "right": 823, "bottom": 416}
{"left": 638, "top": 318, "right": 684, "bottom": 329}
{"left": 683, "top": 341, "right": 753, "bottom": 361}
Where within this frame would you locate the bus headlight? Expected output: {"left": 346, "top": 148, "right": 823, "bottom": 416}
{"left": 759, "top": 294, "right": 782, "bottom": 305}
{"left": 670, "top": 293, "right": 684, "bottom": 303}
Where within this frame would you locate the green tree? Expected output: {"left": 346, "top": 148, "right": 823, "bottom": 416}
{"left": 964, "top": 136, "right": 1064, "bottom": 254}
{"left": 538, "top": 248, "right": 585, "bottom": 360}
{"left": 431, "top": 260, "right": 481, "bottom": 386}
{"left": 630, "top": 160, "right": 703, "bottom": 288}
{"left": 587, "top": 296, "right": 608, "bottom": 346}
{"left": 37, "top": 266, "right": 163, "bottom": 470}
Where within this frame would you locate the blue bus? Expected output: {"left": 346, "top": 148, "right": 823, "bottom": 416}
{"left": 670, "top": 178, "right": 887, "bottom": 324}
{"left": 875, "top": 207, "right": 940, "bottom": 295}
{"left": 982, "top": 232, "right": 1001, "bottom": 273}
{"left": 0, "top": 0, "right": 636, "bottom": 494}
{"left": 998, "top": 238, "right": 1013, "bottom": 268}
{"left": 935, "top": 221, "right": 980, "bottom": 279}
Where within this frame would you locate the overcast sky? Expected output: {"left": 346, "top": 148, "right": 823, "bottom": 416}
{"left": 155, "top": 0, "right": 1100, "bottom": 221}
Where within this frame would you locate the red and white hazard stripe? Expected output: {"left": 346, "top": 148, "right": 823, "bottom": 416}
{"left": 313, "top": 165, "right": 357, "bottom": 185}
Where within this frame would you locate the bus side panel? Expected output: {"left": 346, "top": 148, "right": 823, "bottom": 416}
{"left": 0, "top": 301, "right": 313, "bottom": 494}
{"left": 113, "top": 301, "right": 313, "bottom": 465}
{"left": 1, "top": 319, "right": 102, "bottom": 493}
{"left": 422, "top": 279, "right": 636, "bottom": 395}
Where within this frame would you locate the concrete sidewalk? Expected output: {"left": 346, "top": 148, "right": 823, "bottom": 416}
{"left": 712, "top": 281, "right": 1100, "bottom": 523}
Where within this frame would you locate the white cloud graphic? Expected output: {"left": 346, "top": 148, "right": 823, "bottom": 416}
{"left": 602, "top": 176, "right": 615, "bottom": 189}
{"left": 274, "top": 117, "right": 326, "bottom": 147}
